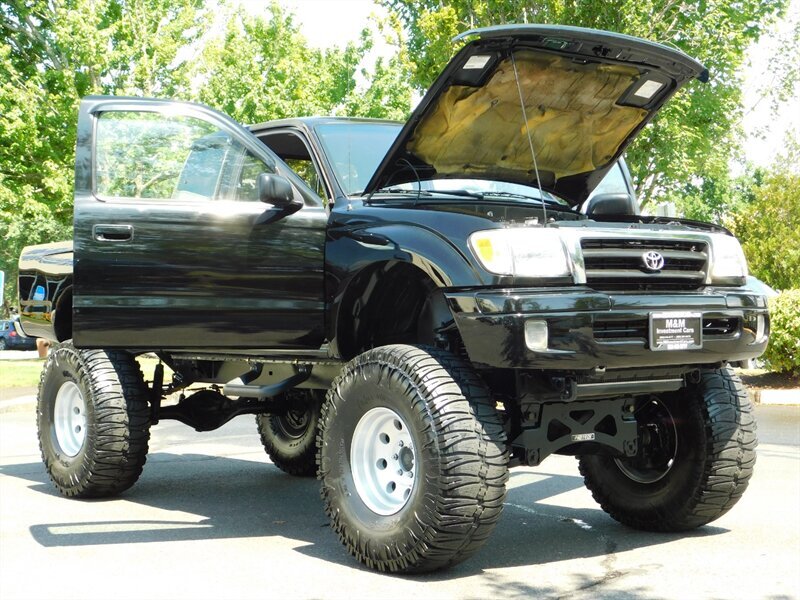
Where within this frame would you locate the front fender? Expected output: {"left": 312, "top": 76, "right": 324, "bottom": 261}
{"left": 325, "top": 223, "right": 486, "bottom": 356}
{"left": 332, "top": 223, "right": 485, "bottom": 287}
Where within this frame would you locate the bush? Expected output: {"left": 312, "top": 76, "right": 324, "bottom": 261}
{"left": 763, "top": 290, "right": 800, "bottom": 375}
{"left": 730, "top": 170, "right": 800, "bottom": 291}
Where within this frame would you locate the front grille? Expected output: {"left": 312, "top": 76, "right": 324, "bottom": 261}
{"left": 581, "top": 238, "right": 708, "bottom": 291}
{"left": 593, "top": 317, "right": 740, "bottom": 342}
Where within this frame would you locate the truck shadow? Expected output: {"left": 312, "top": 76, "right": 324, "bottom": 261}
{"left": 0, "top": 453, "right": 727, "bottom": 577}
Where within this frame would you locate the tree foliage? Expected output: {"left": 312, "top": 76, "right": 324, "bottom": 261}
{"left": 730, "top": 152, "right": 800, "bottom": 292}
{"left": 191, "top": 4, "right": 411, "bottom": 124}
{"left": 381, "top": 0, "right": 789, "bottom": 212}
{"left": 0, "top": 0, "right": 211, "bottom": 312}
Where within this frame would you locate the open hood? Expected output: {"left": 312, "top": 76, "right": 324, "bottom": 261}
{"left": 364, "top": 24, "right": 707, "bottom": 205}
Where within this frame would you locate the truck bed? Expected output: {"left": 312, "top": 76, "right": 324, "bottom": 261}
{"left": 18, "top": 241, "right": 73, "bottom": 341}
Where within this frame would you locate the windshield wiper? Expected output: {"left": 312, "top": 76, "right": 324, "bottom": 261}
{"left": 377, "top": 187, "right": 432, "bottom": 195}
{"left": 482, "top": 191, "right": 565, "bottom": 206}
{"left": 427, "top": 189, "right": 485, "bottom": 200}
{"left": 371, "top": 187, "right": 486, "bottom": 201}
{"left": 369, "top": 186, "right": 574, "bottom": 212}
{"left": 378, "top": 187, "right": 485, "bottom": 199}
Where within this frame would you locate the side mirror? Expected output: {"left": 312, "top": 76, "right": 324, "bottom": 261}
{"left": 258, "top": 173, "right": 295, "bottom": 207}
{"left": 584, "top": 192, "right": 638, "bottom": 216}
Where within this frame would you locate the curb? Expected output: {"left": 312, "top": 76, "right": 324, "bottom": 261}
{"left": 753, "top": 389, "right": 800, "bottom": 406}
{"left": 0, "top": 395, "right": 37, "bottom": 414}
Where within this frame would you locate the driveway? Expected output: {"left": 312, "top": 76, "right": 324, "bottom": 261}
{"left": 1, "top": 402, "right": 798, "bottom": 599}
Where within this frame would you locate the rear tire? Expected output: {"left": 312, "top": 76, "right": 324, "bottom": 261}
{"left": 256, "top": 389, "right": 321, "bottom": 477}
{"left": 579, "top": 367, "right": 757, "bottom": 531}
{"left": 37, "top": 341, "right": 151, "bottom": 498}
{"left": 318, "top": 345, "right": 508, "bottom": 573}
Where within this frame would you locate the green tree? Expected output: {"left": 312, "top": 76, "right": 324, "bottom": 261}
{"left": 342, "top": 13, "right": 414, "bottom": 120}
{"left": 193, "top": 3, "right": 411, "bottom": 124}
{"left": 381, "top": 0, "right": 789, "bottom": 211}
{"left": 763, "top": 290, "right": 800, "bottom": 375}
{"left": 194, "top": 4, "right": 340, "bottom": 123}
{"left": 730, "top": 164, "right": 800, "bottom": 291}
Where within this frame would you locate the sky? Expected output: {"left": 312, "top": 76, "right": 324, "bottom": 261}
{"left": 740, "top": 0, "right": 800, "bottom": 169}
{"left": 244, "top": 0, "right": 799, "bottom": 171}
{"left": 277, "top": 0, "right": 388, "bottom": 47}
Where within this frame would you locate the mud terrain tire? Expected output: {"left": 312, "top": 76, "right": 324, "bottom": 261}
{"left": 256, "top": 389, "right": 322, "bottom": 477}
{"left": 37, "top": 341, "right": 150, "bottom": 498}
{"left": 579, "top": 367, "right": 757, "bottom": 531}
{"left": 318, "top": 344, "right": 508, "bottom": 573}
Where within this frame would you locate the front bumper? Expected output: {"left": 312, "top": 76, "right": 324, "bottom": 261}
{"left": 445, "top": 286, "right": 769, "bottom": 370}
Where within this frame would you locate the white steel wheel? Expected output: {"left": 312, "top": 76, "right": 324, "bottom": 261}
{"left": 53, "top": 381, "right": 87, "bottom": 457}
{"left": 319, "top": 345, "right": 509, "bottom": 573}
{"left": 350, "top": 406, "right": 416, "bottom": 515}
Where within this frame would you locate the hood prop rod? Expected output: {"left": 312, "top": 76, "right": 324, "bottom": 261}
{"left": 511, "top": 51, "right": 548, "bottom": 225}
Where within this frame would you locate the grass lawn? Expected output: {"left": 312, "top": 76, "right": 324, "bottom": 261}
{"left": 0, "top": 354, "right": 170, "bottom": 389}
{"left": 0, "top": 360, "right": 46, "bottom": 388}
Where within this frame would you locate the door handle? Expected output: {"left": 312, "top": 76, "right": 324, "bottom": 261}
{"left": 93, "top": 224, "right": 133, "bottom": 242}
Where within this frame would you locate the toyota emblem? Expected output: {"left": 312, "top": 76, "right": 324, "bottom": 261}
{"left": 642, "top": 251, "right": 665, "bottom": 271}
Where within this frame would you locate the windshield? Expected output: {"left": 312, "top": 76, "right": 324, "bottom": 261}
{"left": 315, "top": 122, "right": 401, "bottom": 195}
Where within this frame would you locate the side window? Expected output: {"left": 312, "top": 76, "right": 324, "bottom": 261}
{"left": 175, "top": 134, "right": 229, "bottom": 199}
{"left": 284, "top": 158, "right": 325, "bottom": 199}
{"left": 234, "top": 151, "right": 266, "bottom": 202}
{"left": 95, "top": 111, "right": 272, "bottom": 202}
{"left": 259, "top": 132, "right": 328, "bottom": 203}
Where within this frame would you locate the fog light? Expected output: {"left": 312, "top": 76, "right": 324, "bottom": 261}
{"left": 525, "top": 320, "right": 549, "bottom": 351}
{"left": 755, "top": 314, "right": 767, "bottom": 344}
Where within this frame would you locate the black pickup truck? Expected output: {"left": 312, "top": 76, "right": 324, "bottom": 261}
{"left": 18, "top": 25, "right": 766, "bottom": 573}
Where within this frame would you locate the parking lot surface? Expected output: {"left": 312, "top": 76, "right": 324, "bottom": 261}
{"left": 1, "top": 402, "right": 798, "bottom": 600}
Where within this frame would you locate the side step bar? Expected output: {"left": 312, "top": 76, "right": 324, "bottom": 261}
{"left": 223, "top": 365, "right": 311, "bottom": 398}
{"left": 157, "top": 366, "right": 313, "bottom": 431}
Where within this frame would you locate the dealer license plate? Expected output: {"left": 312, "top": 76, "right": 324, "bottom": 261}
{"left": 649, "top": 311, "right": 703, "bottom": 351}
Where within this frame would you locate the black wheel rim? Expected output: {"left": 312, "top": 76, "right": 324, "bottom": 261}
{"left": 614, "top": 397, "right": 678, "bottom": 484}
{"left": 275, "top": 406, "right": 311, "bottom": 439}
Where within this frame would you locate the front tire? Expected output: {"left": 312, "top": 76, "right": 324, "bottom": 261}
{"left": 37, "top": 341, "right": 151, "bottom": 498}
{"left": 579, "top": 367, "right": 757, "bottom": 531}
{"left": 318, "top": 345, "right": 508, "bottom": 573}
{"left": 256, "top": 389, "right": 321, "bottom": 477}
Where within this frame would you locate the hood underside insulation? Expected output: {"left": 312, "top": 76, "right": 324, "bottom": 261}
{"left": 406, "top": 51, "right": 647, "bottom": 185}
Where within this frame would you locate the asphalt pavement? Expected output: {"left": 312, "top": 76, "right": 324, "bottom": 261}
{"left": 1, "top": 395, "right": 798, "bottom": 600}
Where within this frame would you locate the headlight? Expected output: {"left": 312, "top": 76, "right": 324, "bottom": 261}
{"left": 468, "top": 228, "right": 572, "bottom": 278}
{"left": 709, "top": 234, "right": 748, "bottom": 282}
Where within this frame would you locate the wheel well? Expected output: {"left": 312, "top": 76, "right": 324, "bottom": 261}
{"left": 54, "top": 286, "right": 73, "bottom": 342}
{"left": 336, "top": 261, "right": 456, "bottom": 360}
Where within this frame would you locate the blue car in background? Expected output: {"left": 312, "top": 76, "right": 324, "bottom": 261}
{"left": 0, "top": 318, "right": 37, "bottom": 351}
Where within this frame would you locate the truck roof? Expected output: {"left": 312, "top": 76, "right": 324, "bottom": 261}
{"left": 249, "top": 116, "right": 401, "bottom": 133}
